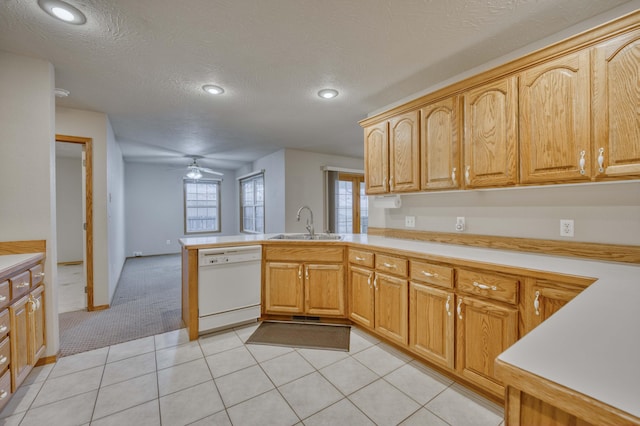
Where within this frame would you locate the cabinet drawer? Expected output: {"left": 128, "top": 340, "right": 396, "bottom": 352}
{"left": 0, "top": 310, "right": 8, "bottom": 339}
{"left": 0, "top": 369, "right": 11, "bottom": 411}
{"left": 265, "top": 246, "right": 344, "bottom": 262}
{"left": 348, "top": 249, "right": 374, "bottom": 268}
{"left": 30, "top": 264, "right": 44, "bottom": 287}
{"left": 410, "top": 261, "right": 453, "bottom": 288}
{"left": 0, "top": 282, "right": 8, "bottom": 310}
{"left": 457, "top": 269, "right": 519, "bottom": 304}
{"left": 0, "top": 337, "right": 9, "bottom": 374}
{"left": 9, "top": 271, "right": 30, "bottom": 300}
{"left": 375, "top": 254, "right": 408, "bottom": 277}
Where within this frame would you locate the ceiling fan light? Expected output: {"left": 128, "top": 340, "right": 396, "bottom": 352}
{"left": 186, "top": 169, "right": 202, "bottom": 179}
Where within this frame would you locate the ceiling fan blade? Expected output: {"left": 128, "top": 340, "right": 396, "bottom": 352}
{"left": 198, "top": 167, "right": 224, "bottom": 176}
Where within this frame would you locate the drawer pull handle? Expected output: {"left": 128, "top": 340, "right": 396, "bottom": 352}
{"left": 373, "top": 276, "right": 378, "bottom": 290}
{"left": 382, "top": 262, "right": 396, "bottom": 269}
{"left": 0, "top": 326, "right": 6, "bottom": 333}
{"left": 451, "top": 167, "right": 456, "bottom": 183}
{"left": 17, "top": 282, "right": 29, "bottom": 289}
{"left": 36, "top": 272, "right": 45, "bottom": 278}
{"left": 473, "top": 282, "right": 497, "bottom": 291}
{"left": 465, "top": 165, "right": 471, "bottom": 185}
{"left": 579, "top": 150, "right": 586, "bottom": 175}
{"left": 534, "top": 291, "right": 540, "bottom": 316}
{"left": 0, "top": 356, "right": 6, "bottom": 365}
{"left": 597, "top": 147, "right": 605, "bottom": 173}
{"left": 298, "top": 266, "right": 302, "bottom": 280}
{"left": 457, "top": 298, "right": 463, "bottom": 320}
{"left": 305, "top": 266, "right": 309, "bottom": 280}
{"left": 421, "top": 271, "right": 437, "bottom": 278}
{"left": 0, "top": 391, "right": 6, "bottom": 399}
{"left": 367, "top": 274, "right": 372, "bottom": 288}
{"left": 445, "top": 295, "right": 451, "bottom": 316}
{"left": 355, "top": 256, "right": 365, "bottom": 261}
{"left": 0, "top": 296, "right": 5, "bottom": 302}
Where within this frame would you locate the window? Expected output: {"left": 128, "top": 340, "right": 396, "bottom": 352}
{"left": 240, "top": 173, "right": 264, "bottom": 233}
{"left": 327, "top": 172, "right": 367, "bottom": 234}
{"left": 184, "top": 179, "right": 220, "bottom": 234}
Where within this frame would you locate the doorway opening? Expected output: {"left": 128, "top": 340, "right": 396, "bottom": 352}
{"left": 325, "top": 170, "right": 368, "bottom": 234}
{"left": 55, "top": 135, "right": 95, "bottom": 311}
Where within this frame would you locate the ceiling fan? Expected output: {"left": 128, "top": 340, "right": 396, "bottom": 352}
{"left": 184, "top": 157, "right": 224, "bottom": 179}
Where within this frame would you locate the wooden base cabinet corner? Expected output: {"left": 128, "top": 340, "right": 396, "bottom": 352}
{"left": 28, "top": 285, "right": 45, "bottom": 365}
{"left": 9, "top": 295, "right": 29, "bottom": 391}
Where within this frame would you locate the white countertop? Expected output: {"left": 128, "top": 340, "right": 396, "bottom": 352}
{"left": 0, "top": 253, "right": 43, "bottom": 277}
{"left": 181, "top": 233, "right": 640, "bottom": 416}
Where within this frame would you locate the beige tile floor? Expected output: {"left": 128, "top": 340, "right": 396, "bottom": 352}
{"left": 0, "top": 324, "right": 504, "bottom": 426}
{"left": 58, "top": 263, "right": 86, "bottom": 313}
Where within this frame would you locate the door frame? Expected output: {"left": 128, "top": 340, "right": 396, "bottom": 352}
{"left": 55, "top": 134, "right": 95, "bottom": 310}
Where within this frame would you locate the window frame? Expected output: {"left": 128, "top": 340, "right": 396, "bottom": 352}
{"left": 239, "top": 172, "right": 265, "bottom": 234}
{"left": 183, "top": 178, "right": 221, "bottom": 235}
{"left": 336, "top": 173, "right": 367, "bottom": 234}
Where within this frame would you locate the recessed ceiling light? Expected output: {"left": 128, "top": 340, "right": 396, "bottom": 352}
{"left": 38, "top": 0, "right": 86, "bottom": 25}
{"left": 318, "top": 89, "right": 339, "bottom": 99}
{"left": 203, "top": 85, "right": 225, "bottom": 95}
{"left": 54, "top": 88, "right": 70, "bottom": 97}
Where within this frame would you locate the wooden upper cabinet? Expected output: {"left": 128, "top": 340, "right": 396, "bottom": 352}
{"left": 420, "top": 97, "right": 460, "bottom": 190}
{"left": 592, "top": 28, "right": 640, "bottom": 178}
{"left": 389, "top": 111, "right": 420, "bottom": 192}
{"left": 364, "top": 122, "right": 389, "bottom": 194}
{"left": 519, "top": 50, "right": 592, "bottom": 184}
{"left": 463, "top": 77, "right": 518, "bottom": 188}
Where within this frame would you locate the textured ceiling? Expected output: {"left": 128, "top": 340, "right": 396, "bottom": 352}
{"left": 0, "top": 0, "right": 633, "bottom": 170}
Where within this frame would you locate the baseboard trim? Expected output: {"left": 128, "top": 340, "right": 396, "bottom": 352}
{"left": 57, "top": 261, "right": 83, "bottom": 266}
{"left": 367, "top": 227, "right": 640, "bottom": 264}
{"left": 36, "top": 353, "right": 59, "bottom": 366}
{"left": 89, "top": 304, "right": 109, "bottom": 311}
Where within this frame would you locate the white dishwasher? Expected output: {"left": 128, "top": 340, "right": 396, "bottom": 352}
{"left": 198, "top": 245, "right": 262, "bottom": 334}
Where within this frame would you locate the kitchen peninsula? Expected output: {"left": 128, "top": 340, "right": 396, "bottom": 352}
{"left": 181, "top": 233, "right": 640, "bottom": 425}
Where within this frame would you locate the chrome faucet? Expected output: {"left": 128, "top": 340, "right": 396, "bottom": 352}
{"left": 296, "top": 206, "right": 315, "bottom": 238}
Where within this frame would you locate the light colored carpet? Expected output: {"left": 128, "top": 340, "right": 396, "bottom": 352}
{"left": 58, "top": 254, "right": 183, "bottom": 357}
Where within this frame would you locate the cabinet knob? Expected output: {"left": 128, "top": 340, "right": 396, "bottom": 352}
{"left": 0, "top": 356, "right": 6, "bottom": 365}
{"left": 0, "top": 325, "right": 6, "bottom": 333}
{"left": 534, "top": 290, "right": 540, "bottom": 316}
{"left": 597, "top": 147, "right": 605, "bottom": 173}
{"left": 0, "top": 391, "right": 6, "bottom": 399}
{"left": 579, "top": 150, "right": 586, "bottom": 175}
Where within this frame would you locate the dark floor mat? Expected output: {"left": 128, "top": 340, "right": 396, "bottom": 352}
{"left": 246, "top": 321, "right": 350, "bottom": 351}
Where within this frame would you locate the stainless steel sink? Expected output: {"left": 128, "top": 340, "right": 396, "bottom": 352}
{"left": 269, "top": 233, "right": 343, "bottom": 241}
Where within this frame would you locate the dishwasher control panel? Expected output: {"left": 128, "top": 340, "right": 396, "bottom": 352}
{"left": 198, "top": 245, "right": 262, "bottom": 266}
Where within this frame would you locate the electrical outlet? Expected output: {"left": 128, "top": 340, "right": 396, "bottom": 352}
{"left": 166, "top": 239, "right": 171, "bottom": 245}
{"left": 455, "top": 217, "right": 465, "bottom": 232}
{"left": 405, "top": 216, "right": 416, "bottom": 228}
{"left": 560, "top": 219, "right": 574, "bottom": 237}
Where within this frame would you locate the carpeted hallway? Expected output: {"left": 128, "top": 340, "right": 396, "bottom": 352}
{"left": 58, "top": 254, "right": 184, "bottom": 357}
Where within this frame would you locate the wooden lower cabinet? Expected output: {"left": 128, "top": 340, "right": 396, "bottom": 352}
{"left": 507, "top": 388, "right": 596, "bottom": 426}
{"left": 9, "top": 295, "right": 29, "bottom": 391}
{"left": 348, "top": 266, "right": 374, "bottom": 328}
{"left": 409, "top": 282, "right": 454, "bottom": 369}
{"left": 374, "top": 272, "right": 408, "bottom": 346}
{"left": 522, "top": 279, "right": 586, "bottom": 336}
{"left": 28, "top": 286, "right": 45, "bottom": 364}
{"left": 304, "top": 263, "right": 345, "bottom": 316}
{"left": 264, "top": 260, "right": 345, "bottom": 317}
{"left": 456, "top": 296, "right": 518, "bottom": 396}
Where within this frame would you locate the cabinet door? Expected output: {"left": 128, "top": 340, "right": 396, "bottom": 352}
{"left": 464, "top": 77, "right": 518, "bottom": 188}
{"left": 374, "top": 273, "right": 408, "bottom": 345}
{"left": 389, "top": 111, "right": 420, "bottom": 192}
{"left": 349, "top": 266, "right": 374, "bottom": 328}
{"left": 593, "top": 28, "right": 640, "bottom": 178}
{"left": 409, "top": 282, "right": 454, "bottom": 369}
{"left": 364, "top": 122, "right": 389, "bottom": 194}
{"left": 305, "top": 263, "right": 345, "bottom": 316}
{"left": 523, "top": 280, "right": 583, "bottom": 336}
{"left": 28, "top": 286, "right": 45, "bottom": 365}
{"left": 421, "top": 97, "right": 460, "bottom": 190}
{"left": 264, "top": 262, "right": 304, "bottom": 314}
{"left": 520, "top": 50, "right": 591, "bottom": 183}
{"left": 9, "top": 295, "right": 30, "bottom": 392}
{"left": 456, "top": 296, "right": 518, "bottom": 396}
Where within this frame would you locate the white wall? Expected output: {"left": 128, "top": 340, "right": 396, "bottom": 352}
{"left": 0, "top": 50, "right": 59, "bottom": 357}
{"left": 55, "top": 155, "right": 83, "bottom": 262}
{"left": 252, "top": 150, "right": 286, "bottom": 233}
{"left": 125, "top": 162, "right": 238, "bottom": 256}
{"left": 106, "top": 119, "right": 126, "bottom": 300}
{"left": 284, "top": 149, "right": 363, "bottom": 233}
{"left": 55, "top": 107, "right": 125, "bottom": 306}
{"left": 367, "top": 3, "right": 640, "bottom": 247}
